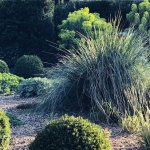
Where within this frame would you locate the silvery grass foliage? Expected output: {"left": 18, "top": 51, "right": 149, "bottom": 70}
{"left": 17, "top": 77, "right": 57, "bottom": 98}
{"left": 41, "top": 24, "right": 150, "bottom": 121}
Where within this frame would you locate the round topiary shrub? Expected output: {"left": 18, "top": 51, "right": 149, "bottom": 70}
{"left": 0, "top": 110, "right": 11, "bottom": 150}
{"left": 14, "top": 55, "right": 44, "bottom": 78}
{"left": 30, "top": 115, "right": 111, "bottom": 150}
{"left": 0, "top": 59, "right": 9, "bottom": 73}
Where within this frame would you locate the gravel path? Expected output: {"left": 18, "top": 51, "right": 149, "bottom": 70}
{"left": 0, "top": 95, "right": 142, "bottom": 150}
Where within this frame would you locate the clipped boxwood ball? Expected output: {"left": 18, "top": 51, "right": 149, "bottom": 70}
{"left": 0, "top": 110, "right": 11, "bottom": 150}
{"left": 30, "top": 115, "right": 111, "bottom": 150}
{"left": 14, "top": 55, "right": 44, "bottom": 78}
{"left": 0, "top": 60, "right": 9, "bottom": 73}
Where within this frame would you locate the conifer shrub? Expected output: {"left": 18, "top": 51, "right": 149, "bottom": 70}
{"left": 30, "top": 115, "right": 111, "bottom": 150}
{"left": 0, "top": 110, "right": 11, "bottom": 150}
{"left": 0, "top": 60, "right": 9, "bottom": 73}
{"left": 14, "top": 55, "right": 44, "bottom": 78}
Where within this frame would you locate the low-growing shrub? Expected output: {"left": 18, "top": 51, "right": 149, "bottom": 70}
{"left": 30, "top": 115, "right": 111, "bottom": 150}
{"left": 0, "top": 110, "right": 11, "bottom": 150}
{"left": 17, "top": 77, "right": 55, "bottom": 97}
{"left": 0, "top": 60, "right": 9, "bottom": 73}
{"left": 0, "top": 73, "right": 23, "bottom": 95}
{"left": 121, "top": 115, "right": 141, "bottom": 133}
{"left": 14, "top": 55, "right": 44, "bottom": 78}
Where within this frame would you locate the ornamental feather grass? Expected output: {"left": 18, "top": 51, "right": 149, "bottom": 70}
{"left": 41, "top": 24, "right": 150, "bottom": 122}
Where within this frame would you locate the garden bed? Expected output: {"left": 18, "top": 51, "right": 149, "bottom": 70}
{"left": 0, "top": 95, "right": 142, "bottom": 150}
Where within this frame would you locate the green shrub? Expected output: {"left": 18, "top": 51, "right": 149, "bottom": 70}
{"left": 17, "top": 77, "right": 55, "bottom": 98}
{"left": 14, "top": 55, "right": 44, "bottom": 78}
{"left": 59, "top": 7, "right": 112, "bottom": 50}
{"left": 121, "top": 115, "right": 141, "bottom": 133}
{"left": 0, "top": 60, "right": 9, "bottom": 73}
{"left": 30, "top": 115, "right": 111, "bottom": 150}
{"left": 0, "top": 73, "right": 23, "bottom": 95}
{"left": 0, "top": 0, "right": 54, "bottom": 67}
{"left": 6, "top": 113, "right": 24, "bottom": 127}
{"left": 127, "top": 0, "right": 150, "bottom": 32}
{"left": 0, "top": 110, "right": 11, "bottom": 150}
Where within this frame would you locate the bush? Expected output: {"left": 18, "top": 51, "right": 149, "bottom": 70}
{"left": 127, "top": 0, "right": 150, "bottom": 32}
{"left": 30, "top": 115, "right": 111, "bottom": 150}
{"left": 121, "top": 115, "right": 141, "bottom": 133}
{"left": 0, "top": 60, "right": 9, "bottom": 73}
{"left": 14, "top": 55, "right": 44, "bottom": 78}
{"left": 54, "top": 0, "right": 134, "bottom": 37}
{"left": 17, "top": 77, "right": 55, "bottom": 98}
{"left": 59, "top": 7, "right": 112, "bottom": 50}
{"left": 0, "top": 110, "right": 11, "bottom": 150}
{"left": 0, "top": 73, "right": 23, "bottom": 95}
{"left": 41, "top": 24, "right": 150, "bottom": 122}
{"left": 0, "top": 0, "right": 54, "bottom": 67}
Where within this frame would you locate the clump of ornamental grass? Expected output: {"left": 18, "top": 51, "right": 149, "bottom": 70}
{"left": 41, "top": 24, "right": 150, "bottom": 122}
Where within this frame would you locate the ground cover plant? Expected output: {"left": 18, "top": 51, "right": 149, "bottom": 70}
{"left": 30, "top": 115, "right": 111, "bottom": 150}
{"left": 0, "top": 110, "right": 11, "bottom": 150}
{"left": 0, "top": 73, "right": 23, "bottom": 95}
{"left": 17, "top": 77, "right": 55, "bottom": 98}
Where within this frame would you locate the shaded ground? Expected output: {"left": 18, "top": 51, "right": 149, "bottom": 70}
{"left": 0, "top": 95, "right": 142, "bottom": 150}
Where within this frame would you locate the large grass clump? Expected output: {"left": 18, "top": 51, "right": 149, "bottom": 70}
{"left": 0, "top": 110, "right": 11, "bottom": 150}
{"left": 42, "top": 24, "right": 150, "bottom": 122}
{"left": 29, "top": 115, "right": 111, "bottom": 150}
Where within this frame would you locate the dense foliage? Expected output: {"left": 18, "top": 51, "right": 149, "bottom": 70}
{"left": 0, "top": 60, "right": 9, "bottom": 73}
{"left": 0, "top": 110, "right": 11, "bottom": 150}
{"left": 42, "top": 25, "right": 150, "bottom": 122}
{"left": 59, "top": 7, "right": 112, "bottom": 50}
{"left": 30, "top": 115, "right": 111, "bottom": 150}
{"left": 127, "top": 0, "right": 150, "bottom": 32}
{"left": 0, "top": 73, "right": 23, "bottom": 95}
{"left": 14, "top": 55, "right": 44, "bottom": 78}
{"left": 17, "top": 77, "right": 55, "bottom": 98}
{"left": 0, "top": 0, "right": 54, "bottom": 67}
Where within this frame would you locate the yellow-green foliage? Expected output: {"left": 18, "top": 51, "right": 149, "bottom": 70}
{"left": 30, "top": 115, "right": 111, "bottom": 150}
{"left": 127, "top": 0, "right": 150, "bottom": 32}
{"left": 59, "top": 7, "right": 112, "bottom": 49}
{"left": 0, "top": 110, "right": 11, "bottom": 150}
{"left": 121, "top": 115, "right": 141, "bottom": 133}
{"left": 0, "top": 73, "right": 23, "bottom": 95}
